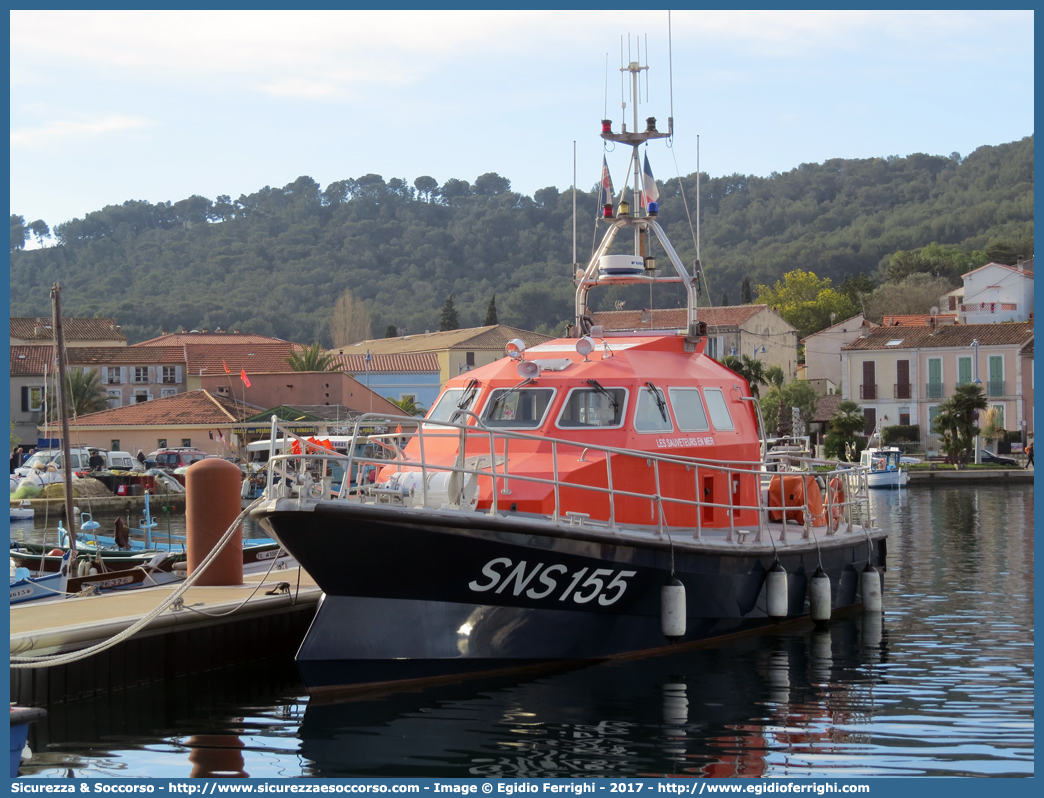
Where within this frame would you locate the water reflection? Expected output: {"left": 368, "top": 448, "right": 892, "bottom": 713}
{"left": 20, "top": 486, "right": 1033, "bottom": 779}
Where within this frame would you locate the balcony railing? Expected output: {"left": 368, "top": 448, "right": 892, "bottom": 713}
{"left": 860, "top": 384, "right": 877, "bottom": 400}
{"left": 925, "top": 382, "right": 944, "bottom": 399}
{"left": 894, "top": 383, "right": 912, "bottom": 399}
{"left": 987, "top": 380, "right": 1006, "bottom": 397}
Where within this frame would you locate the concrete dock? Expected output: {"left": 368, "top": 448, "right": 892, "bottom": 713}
{"left": 908, "top": 468, "right": 1033, "bottom": 484}
{"left": 10, "top": 568, "right": 322, "bottom": 705}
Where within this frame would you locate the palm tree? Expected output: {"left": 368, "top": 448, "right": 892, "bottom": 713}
{"left": 825, "top": 399, "right": 864, "bottom": 460}
{"left": 388, "top": 396, "right": 425, "bottom": 416}
{"left": 287, "top": 341, "right": 337, "bottom": 372}
{"left": 934, "top": 383, "right": 988, "bottom": 465}
{"left": 62, "top": 368, "right": 109, "bottom": 418}
{"left": 721, "top": 354, "right": 768, "bottom": 399}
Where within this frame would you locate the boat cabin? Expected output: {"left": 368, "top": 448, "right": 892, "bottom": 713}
{"left": 861, "top": 446, "right": 902, "bottom": 473}
{"left": 391, "top": 332, "right": 763, "bottom": 530}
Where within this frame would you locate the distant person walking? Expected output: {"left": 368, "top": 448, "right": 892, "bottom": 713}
{"left": 137, "top": 449, "right": 146, "bottom": 466}
{"left": 1025, "top": 442, "right": 1033, "bottom": 469}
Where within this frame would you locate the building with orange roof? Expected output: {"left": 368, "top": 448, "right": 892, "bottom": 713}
{"left": 10, "top": 344, "right": 189, "bottom": 447}
{"left": 840, "top": 320, "right": 1034, "bottom": 451}
{"left": 54, "top": 389, "right": 257, "bottom": 457}
{"left": 198, "top": 371, "right": 405, "bottom": 422}
{"left": 594, "top": 304, "right": 799, "bottom": 379}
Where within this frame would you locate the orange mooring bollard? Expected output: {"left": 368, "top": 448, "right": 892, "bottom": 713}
{"left": 186, "top": 458, "right": 243, "bottom": 585}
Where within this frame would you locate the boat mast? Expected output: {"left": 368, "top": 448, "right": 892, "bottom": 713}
{"left": 50, "top": 282, "right": 76, "bottom": 551}
{"left": 575, "top": 54, "right": 705, "bottom": 344}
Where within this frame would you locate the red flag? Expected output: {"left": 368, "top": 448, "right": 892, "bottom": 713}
{"left": 240, "top": 369, "right": 251, "bottom": 388}
{"left": 223, "top": 360, "right": 231, "bottom": 374}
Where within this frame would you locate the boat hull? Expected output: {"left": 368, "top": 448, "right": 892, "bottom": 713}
{"left": 255, "top": 501, "right": 887, "bottom": 693}
{"left": 866, "top": 470, "right": 907, "bottom": 489}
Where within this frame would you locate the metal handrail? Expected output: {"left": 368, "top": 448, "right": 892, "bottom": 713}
{"left": 259, "top": 414, "right": 872, "bottom": 537}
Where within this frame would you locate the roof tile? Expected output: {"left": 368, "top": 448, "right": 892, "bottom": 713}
{"left": 10, "top": 317, "right": 127, "bottom": 343}
{"left": 330, "top": 352, "right": 440, "bottom": 373}
{"left": 333, "top": 325, "right": 552, "bottom": 356}
{"left": 10, "top": 345, "right": 187, "bottom": 376}
{"left": 134, "top": 332, "right": 290, "bottom": 346}
{"left": 184, "top": 343, "right": 303, "bottom": 375}
{"left": 70, "top": 390, "right": 256, "bottom": 427}
{"left": 842, "top": 321, "right": 1033, "bottom": 351}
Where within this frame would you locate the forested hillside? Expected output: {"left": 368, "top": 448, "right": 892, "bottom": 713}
{"left": 10, "top": 136, "right": 1033, "bottom": 344}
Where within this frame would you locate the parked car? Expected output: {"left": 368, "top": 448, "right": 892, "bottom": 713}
{"left": 977, "top": 449, "right": 1018, "bottom": 467}
{"left": 152, "top": 448, "right": 209, "bottom": 472}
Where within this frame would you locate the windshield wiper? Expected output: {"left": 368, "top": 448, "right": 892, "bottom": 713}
{"left": 445, "top": 379, "right": 480, "bottom": 424}
{"left": 586, "top": 379, "right": 619, "bottom": 410}
{"left": 645, "top": 381, "right": 668, "bottom": 423}
{"left": 457, "top": 379, "right": 479, "bottom": 409}
{"left": 490, "top": 378, "right": 534, "bottom": 415}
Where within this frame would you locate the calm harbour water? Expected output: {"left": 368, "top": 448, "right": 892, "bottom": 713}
{"left": 16, "top": 484, "right": 1034, "bottom": 779}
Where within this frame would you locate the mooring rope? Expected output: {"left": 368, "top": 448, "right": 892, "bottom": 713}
{"left": 11, "top": 499, "right": 270, "bottom": 669}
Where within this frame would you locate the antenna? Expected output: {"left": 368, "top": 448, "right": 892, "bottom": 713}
{"left": 572, "top": 141, "right": 577, "bottom": 273}
{"left": 696, "top": 134, "right": 701, "bottom": 264}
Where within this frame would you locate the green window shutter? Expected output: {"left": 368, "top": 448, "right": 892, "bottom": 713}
{"left": 928, "top": 358, "right": 941, "bottom": 383}
{"left": 958, "top": 357, "right": 971, "bottom": 385}
{"left": 989, "top": 356, "right": 1003, "bottom": 383}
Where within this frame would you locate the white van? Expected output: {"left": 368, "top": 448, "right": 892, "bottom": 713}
{"left": 106, "top": 451, "right": 144, "bottom": 472}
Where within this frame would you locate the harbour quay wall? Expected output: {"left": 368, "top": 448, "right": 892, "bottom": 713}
{"left": 908, "top": 469, "right": 1033, "bottom": 485}
{"left": 12, "top": 493, "right": 186, "bottom": 517}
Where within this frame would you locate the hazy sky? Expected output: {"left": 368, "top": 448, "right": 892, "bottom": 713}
{"left": 10, "top": 10, "right": 1034, "bottom": 233}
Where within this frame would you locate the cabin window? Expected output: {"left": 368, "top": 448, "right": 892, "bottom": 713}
{"left": 557, "top": 387, "right": 627, "bottom": 428}
{"left": 703, "top": 388, "right": 734, "bottom": 431}
{"left": 427, "top": 384, "right": 480, "bottom": 424}
{"left": 668, "top": 388, "right": 710, "bottom": 432}
{"left": 481, "top": 388, "right": 555, "bottom": 428}
{"left": 634, "top": 384, "right": 673, "bottom": 433}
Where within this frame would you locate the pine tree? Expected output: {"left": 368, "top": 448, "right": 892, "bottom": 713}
{"left": 385, "top": 324, "right": 397, "bottom": 338}
{"left": 719, "top": 291, "right": 729, "bottom": 306}
{"left": 484, "top": 293, "right": 498, "bottom": 326}
{"left": 439, "top": 295, "right": 459, "bottom": 331}
{"left": 741, "top": 276, "right": 753, "bottom": 304}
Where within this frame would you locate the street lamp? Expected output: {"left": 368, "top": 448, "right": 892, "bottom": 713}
{"left": 971, "top": 338, "right": 981, "bottom": 464}
{"left": 753, "top": 345, "right": 767, "bottom": 358}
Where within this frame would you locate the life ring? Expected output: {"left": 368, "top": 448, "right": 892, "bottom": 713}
{"left": 828, "top": 477, "right": 845, "bottom": 531}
